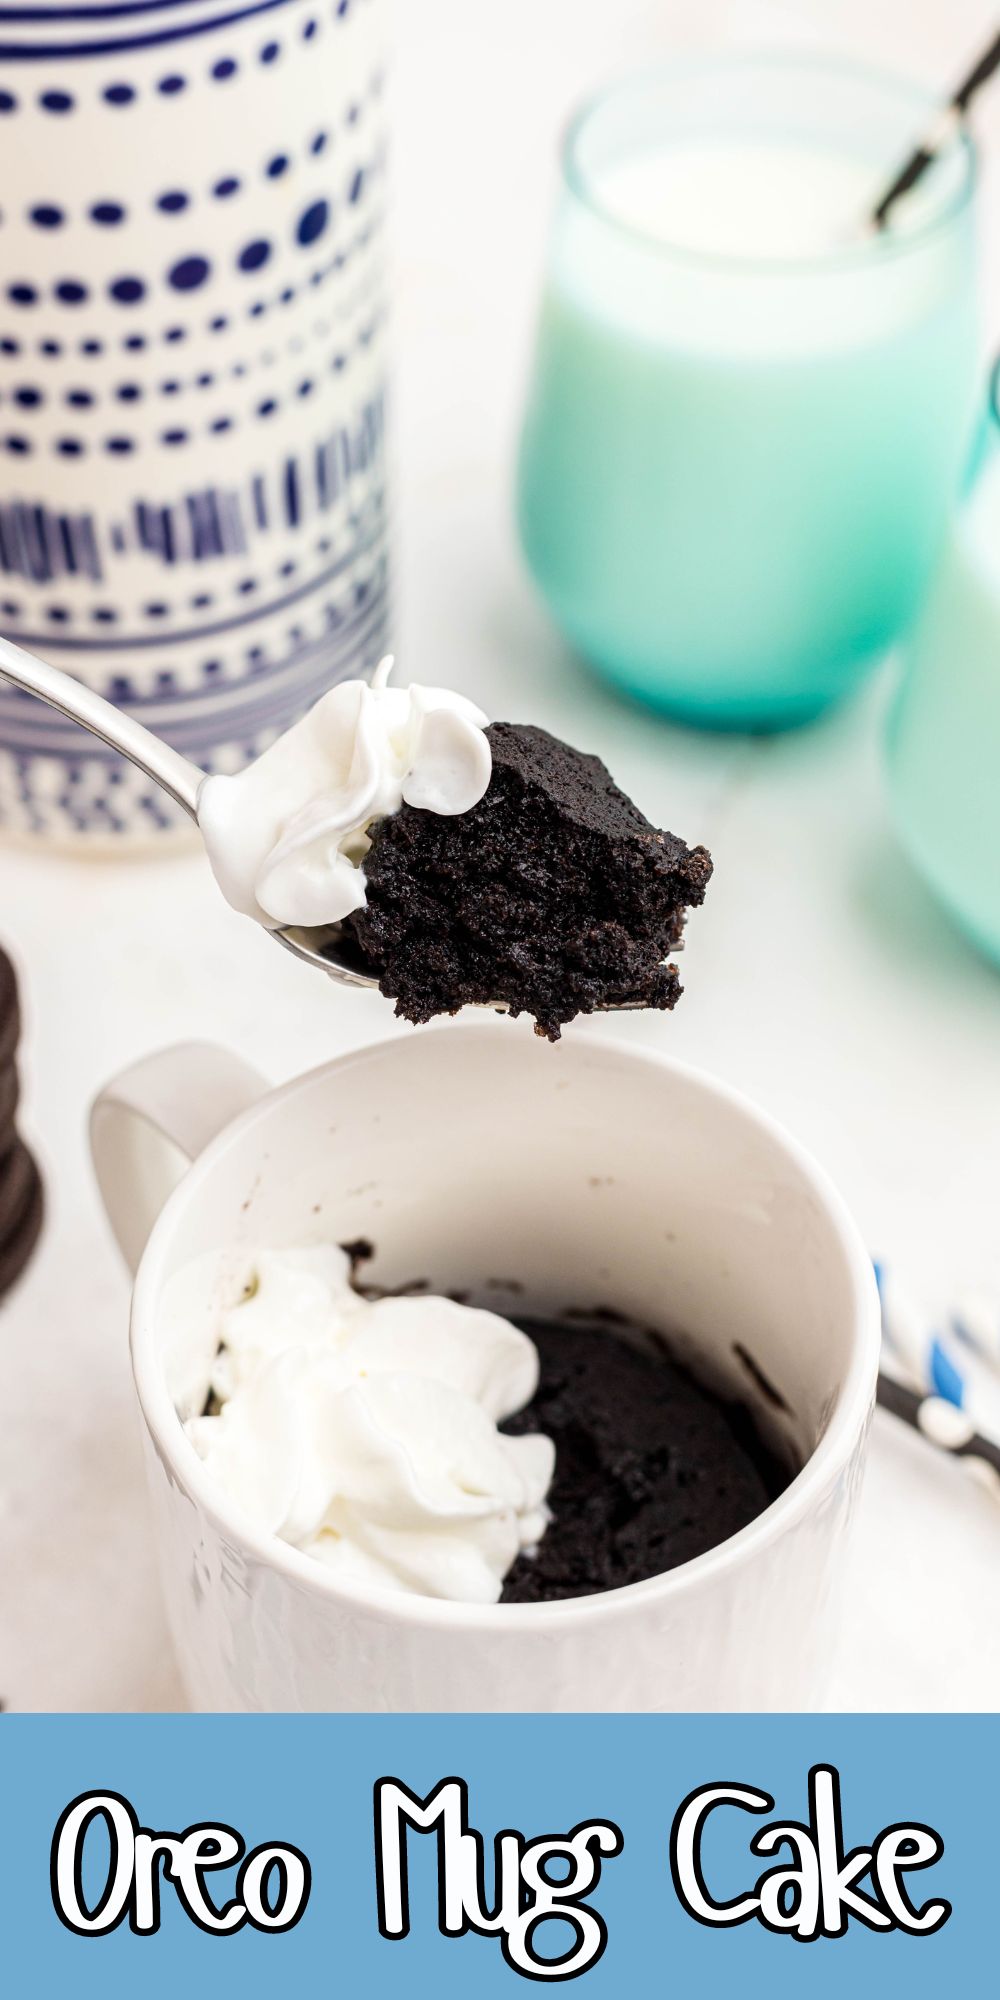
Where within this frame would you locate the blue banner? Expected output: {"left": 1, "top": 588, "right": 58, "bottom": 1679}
{"left": 0, "top": 1716, "right": 989, "bottom": 1994}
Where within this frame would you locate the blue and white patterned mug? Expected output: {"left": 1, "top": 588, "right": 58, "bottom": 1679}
{"left": 0, "top": 0, "right": 388, "bottom": 844}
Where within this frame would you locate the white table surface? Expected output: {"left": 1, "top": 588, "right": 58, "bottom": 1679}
{"left": 2, "top": 0, "right": 1000, "bottom": 1712}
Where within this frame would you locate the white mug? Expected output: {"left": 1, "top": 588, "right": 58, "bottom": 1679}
{"left": 90, "top": 1022, "right": 879, "bottom": 1712}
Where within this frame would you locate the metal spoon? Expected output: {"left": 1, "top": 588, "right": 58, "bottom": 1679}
{"left": 0, "top": 632, "right": 376, "bottom": 988}
{"left": 0, "top": 634, "right": 682, "bottom": 1008}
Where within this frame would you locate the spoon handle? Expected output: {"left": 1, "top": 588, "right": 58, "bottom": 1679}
{"left": 0, "top": 633, "right": 204, "bottom": 821}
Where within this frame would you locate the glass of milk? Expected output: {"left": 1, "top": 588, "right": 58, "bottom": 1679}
{"left": 885, "top": 365, "right": 1000, "bottom": 965}
{"left": 517, "top": 54, "right": 978, "bottom": 730}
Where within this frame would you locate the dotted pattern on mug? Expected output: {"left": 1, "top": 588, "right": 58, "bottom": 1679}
{"left": 0, "top": 0, "right": 390, "bottom": 841}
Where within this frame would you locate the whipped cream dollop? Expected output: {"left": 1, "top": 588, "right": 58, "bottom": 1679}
{"left": 198, "top": 655, "right": 492, "bottom": 929}
{"left": 180, "top": 1246, "right": 554, "bottom": 1603}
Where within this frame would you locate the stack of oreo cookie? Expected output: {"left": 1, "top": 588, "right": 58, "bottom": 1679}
{"left": 0, "top": 946, "right": 43, "bottom": 1300}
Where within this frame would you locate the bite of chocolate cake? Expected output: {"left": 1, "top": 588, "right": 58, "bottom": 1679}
{"left": 341, "top": 720, "right": 712, "bottom": 1038}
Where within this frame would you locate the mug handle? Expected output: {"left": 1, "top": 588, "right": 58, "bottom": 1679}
{"left": 89, "top": 1042, "right": 267, "bottom": 1273}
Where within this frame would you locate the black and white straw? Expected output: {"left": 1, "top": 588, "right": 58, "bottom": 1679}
{"left": 877, "top": 1371, "right": 1000, "bottom": 1492}
{"left": 872, "top": 28, "right": 1000, "bottom": 231}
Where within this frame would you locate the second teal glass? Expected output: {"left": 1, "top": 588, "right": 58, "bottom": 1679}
{"left": 517, "top": 55, "right": 979, "bottom": 731}
{"left": 885, "top": 367, "right": 1000, "bottom": 967}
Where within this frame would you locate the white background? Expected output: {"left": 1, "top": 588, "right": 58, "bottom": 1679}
{"left": 2, "top": 0, "right": 1000, "bottom": 1710}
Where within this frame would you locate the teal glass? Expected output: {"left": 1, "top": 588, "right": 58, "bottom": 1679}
{"left": 885, "top": 366, "right": 1000, "bottom": 967}
{"left": 517, "top": 55, "right": 979, "bottom": 731}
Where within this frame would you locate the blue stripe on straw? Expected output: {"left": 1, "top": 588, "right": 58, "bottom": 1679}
{"left": 930, "top": 1338, "right": 965, "bottom": 1408}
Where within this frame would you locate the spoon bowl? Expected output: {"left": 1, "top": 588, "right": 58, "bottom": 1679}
{"left": 273, "top": 921, "right": 379, "bottom": 986}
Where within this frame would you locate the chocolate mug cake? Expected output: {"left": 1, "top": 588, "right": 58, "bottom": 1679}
{"left": 501, "top": 1315, "right": 788, "bottom": 1602}
{"left": 177, "top": 1240, "right": 790, "bottom": 1608}
{"left": 100, "top": 1015, "right": 874, "bottom": 1710}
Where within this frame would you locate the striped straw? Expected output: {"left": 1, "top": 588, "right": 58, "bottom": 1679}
{"left": 872, "top": 29, "right": 1000, "bottom": 230}
{"left": 875, "top": 1261, "right": 1000, "bottom": 1495}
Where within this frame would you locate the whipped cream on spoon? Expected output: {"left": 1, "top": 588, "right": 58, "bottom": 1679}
{"left": 0, "top": 637, "right": 490, "bottom": 990}
{"left": 198, "top": 652, "right": 492, "bottom": 932}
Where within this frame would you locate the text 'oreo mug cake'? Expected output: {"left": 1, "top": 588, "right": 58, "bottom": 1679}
{"left": 200, "top": 655, "right": 712, "bottom": 1037}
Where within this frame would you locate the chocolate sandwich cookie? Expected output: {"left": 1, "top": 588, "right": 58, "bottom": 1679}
{"left": 0, "top": 1138, "right": 43, "bottom": 1299}
{"left": 0, "top": 944, "right": 44, "bottom": 1301}
{"left": 0, "top": 947, "right": 19, "bottom": 1072}
{"left": 0, "top": 1061, "right": 19, "bottom": 1159}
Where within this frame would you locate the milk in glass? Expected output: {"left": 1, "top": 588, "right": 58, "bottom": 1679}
{"left": 518, "top": 60, "right": 978, "bottom": 729}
